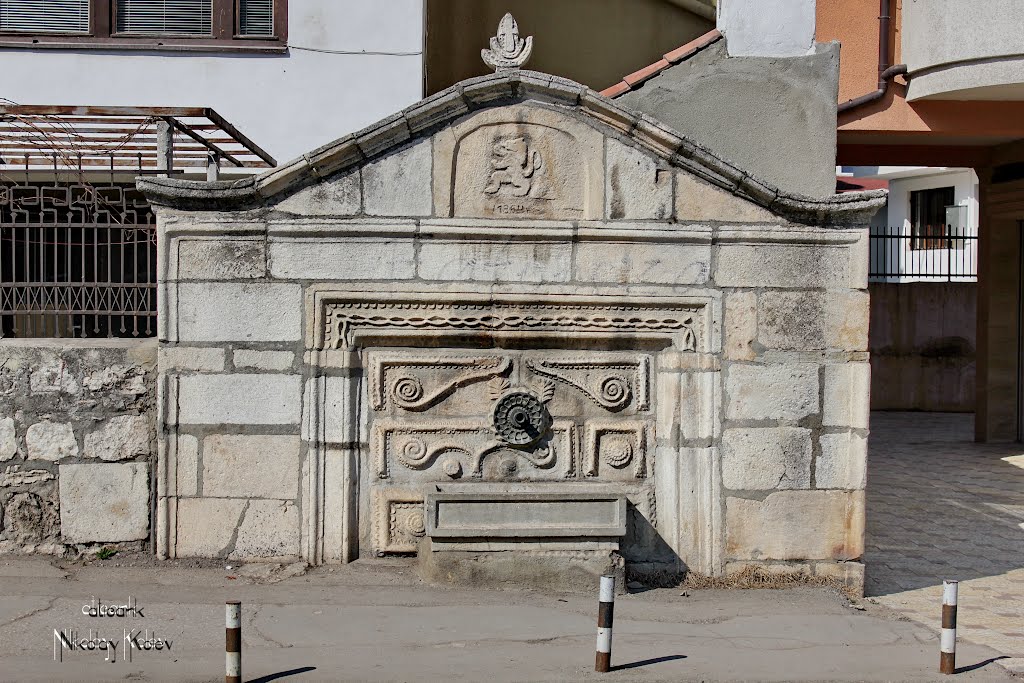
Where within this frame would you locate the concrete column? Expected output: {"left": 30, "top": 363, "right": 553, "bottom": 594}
{"left": 156, "top": 119, "right": 174, "bottom": 177}
{"left": 206, "top": 154, "right": 220, "bottom": 182}
{"left": 975, "top": 168, "right": 1024, "bottom": 442}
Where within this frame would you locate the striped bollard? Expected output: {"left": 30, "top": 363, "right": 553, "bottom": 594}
{"left": 940, "top": 581, "right": 958, "bottom": 675}
{"left": 226, "top": 601, "right": 241, "bottom": 683}
{"left": 595, "top": 575, "right": 615, "bottom": 673}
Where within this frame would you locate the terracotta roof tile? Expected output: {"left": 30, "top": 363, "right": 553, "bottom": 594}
{"left": 622, "top": 58, "right": 671, "bottom": 88}
{"left": 600, "top": 81, "right": 631, "bottom": 99}
{"left": 664, "top": 28, "right": 722, "bottom": 63}
{"left": 601, "top": 29, "right": 722, "bottom": 98}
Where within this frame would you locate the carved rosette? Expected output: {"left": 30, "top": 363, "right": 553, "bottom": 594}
{"left": 491, "top": 390, "right": 552, "bottom": 447}
{"left": 374, "top": 491, "right": 425, "bottom": 555}
{"left": 584, "top": 422, "right": 648, "bottom": 480}
{"left": 601, "top": 435, "right": 633, "bottom": 469}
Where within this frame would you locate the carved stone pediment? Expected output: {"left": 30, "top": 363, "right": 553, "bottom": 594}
{"left": 140, "top": 73, "right": 885, "bottom": 227}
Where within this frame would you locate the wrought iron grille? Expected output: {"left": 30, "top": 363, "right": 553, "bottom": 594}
{"left": 869, "top": 224, "right": 978, "bottom": 282}
{"left": 0, "top": 180, "right": 156, "bottom": 338}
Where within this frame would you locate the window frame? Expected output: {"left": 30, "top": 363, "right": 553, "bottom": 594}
{"left": 0, "top": 0, "right": 287, "bottom": 52}
{"left": 909, "top": 185, "right": 956, "bottom": 251}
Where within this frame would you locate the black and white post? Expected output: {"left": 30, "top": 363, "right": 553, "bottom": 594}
{"left": 940, "top": 580, "right": 958, "bottom": 675}
{"left": 226, "top": 600, "right": 241, "bottom": 683}
{"left": 595, "top": 575, "right": 615, "bottom": 673}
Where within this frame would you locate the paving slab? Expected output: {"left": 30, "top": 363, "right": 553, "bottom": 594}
{"left": 866, "top": 411, "right": 1024, "bottom": 674}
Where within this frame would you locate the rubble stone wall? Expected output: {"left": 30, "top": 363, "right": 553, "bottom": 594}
{"left": 0, "top": 339, "right": 156, "bottom": 555}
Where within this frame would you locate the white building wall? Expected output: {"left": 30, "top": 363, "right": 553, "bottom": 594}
{"left": 717, "top": 0, "right": 816, "bottom": 57}
{"left": 0, "top": 0, "right": 425, "bottom": 164}
{"left": 877, "top": 169, "right": 980, "bottom": 282}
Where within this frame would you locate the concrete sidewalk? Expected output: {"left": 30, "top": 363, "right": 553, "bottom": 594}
{"left": 0, "top": 555, "right": 1017, "bottom": 682}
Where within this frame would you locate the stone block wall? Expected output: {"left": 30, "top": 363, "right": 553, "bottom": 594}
{"left": 0, "top": 340, "right": 156, "bottom": 554}
{"left": 160, "top": 343, "right": 304, "bottom": 560}
{"left": 717, "top": 250, "right": 869, "bottom": 587}
{"left": 142, "top": 72, "right": 883, "bottom": 590}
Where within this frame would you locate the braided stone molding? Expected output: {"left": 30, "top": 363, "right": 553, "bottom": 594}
{"left": 313, "top": 292, "right": 702, "bottom": 352}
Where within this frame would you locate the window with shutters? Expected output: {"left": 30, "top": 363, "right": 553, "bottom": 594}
{"left": 0, "top": 0, "right": 285, "bottom": 50}
{"left": 115, "top": 0, "right": 214, "bottom": 36}
{"left": 0, "top": 0, "right": 90, "bottom": 34}
{"left": 238, "top": 0, "right": 273, "bottom": 36}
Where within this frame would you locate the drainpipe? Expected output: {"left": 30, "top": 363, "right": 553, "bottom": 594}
{"left": 877, "top": 0, "right": 892, "bottom": 87}
{"left": 838, "top": 0, "right": 908, "bottom": 113}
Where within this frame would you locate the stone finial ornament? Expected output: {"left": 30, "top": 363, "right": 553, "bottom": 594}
{"left": 481, "top": 12, "right": 533, "bottom": 72}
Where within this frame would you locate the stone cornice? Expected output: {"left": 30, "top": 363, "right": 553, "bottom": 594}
{"left": 138, "top": 70, "right": 885, "bottom": 227}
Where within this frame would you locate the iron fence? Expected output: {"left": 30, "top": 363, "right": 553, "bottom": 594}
{"left": 0, "top": 181, "right": 156, "bottom": 338}
{"left": 869, "top": 224, "right": 978, "bottom": 282}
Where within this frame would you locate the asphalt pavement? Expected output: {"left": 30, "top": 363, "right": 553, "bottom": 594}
{"left": 0, "top": 554, "right": 1017, "bottom": 682}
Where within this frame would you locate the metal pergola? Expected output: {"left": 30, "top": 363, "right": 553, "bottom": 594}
{"left": 0, "top": 105, "right": 276, "bottom": 176}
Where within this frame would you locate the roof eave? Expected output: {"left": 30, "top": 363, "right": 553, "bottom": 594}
{"left": 138, "top": 69, "right": 885, "bottom": 226}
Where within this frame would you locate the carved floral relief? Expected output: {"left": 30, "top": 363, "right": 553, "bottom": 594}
{"left": 372, "top": 419, "right": 576, "bottom": 481}
{"left": 584, "top": 422, "right": 649, "bottom": 481}
{"left": 369, "top": 354, "right": 512, "bottom": 412}
{"left": 525, "top": 356, "right": 651, "bottom": 412}
{"left": 362, "top": 348, "right": 663, "bottom": 555}
{"left": 373, "top": 489, "right": 426, "bottom": 554}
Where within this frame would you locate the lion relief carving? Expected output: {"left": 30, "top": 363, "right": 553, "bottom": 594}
{"left": 483, "top": 136, "right": 549, "bottom": 199}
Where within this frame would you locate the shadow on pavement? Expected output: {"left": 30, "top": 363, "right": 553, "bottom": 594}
{"left": 612, "top": 655, "right": 687, "bottom": 671}
{"left": 956, "top": 655, "right": 1010, "bottom": 673}
{"left": 248, "top": 666, "right": 318, "bottom": 682}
